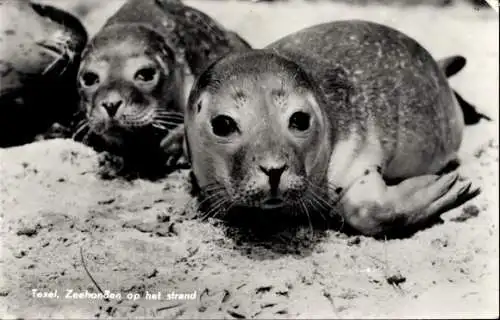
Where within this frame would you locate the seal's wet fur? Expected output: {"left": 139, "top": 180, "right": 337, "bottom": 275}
{"left": 75, "top": 0, "right": 250, "bottom": 179}
{"left": 184, "top": 20, "right": 482, "bottom": 237}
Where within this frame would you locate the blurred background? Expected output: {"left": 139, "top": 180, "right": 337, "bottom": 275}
{"left": 36, "top": 0, "right": 498, "bottom": 123}
{"left": 36, "top": 0, "right": 497, "bottom": 41}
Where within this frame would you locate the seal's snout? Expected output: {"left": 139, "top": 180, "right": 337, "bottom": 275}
{"left": 261, "top": 198, "right": 286, "bottom": 210}
{"left": 94, "top": 89, "right": 126, "bottom": 118}
{"left": 259, "top": 163, "right": 288, "bottom": 197}
{"left": 100, "top": 96, "right": 124, "bottom": 118}
{"left": 248, "top": 156, "right": 307, "bottom": 210}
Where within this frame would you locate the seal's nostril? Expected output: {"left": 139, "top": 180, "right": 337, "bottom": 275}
{"left": 101, "top": 100, "right": 123, "bottom": 117}
{"left": 259, "top": 165, "right": 269, "bottom": 175}
{"left": 259, "top": 164, "right": 288, "bottom": 196}
{"left": 259, "top": 164, "right": 288, "bottom": 177}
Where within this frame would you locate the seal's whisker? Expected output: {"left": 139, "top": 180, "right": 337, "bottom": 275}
{"left": 58, "top": 60, "right": 70, "bottom": 76}
{"left": 154, "top": 114, "right": 184, "bottom": 122}
{"left": 154, "top": 118, "right": 184, "bottom": 125}
{"left": 152, "top": 123, "right": 167, "bottom": 130}
{"left": 154, "top": 120, "right": 183, "bottom": 127}
{"left": 309, "top": 183, "right": 346, "bottom": 230}
{"left": 306, "top": 182, "right": 336, "bottom": 210}
{"left": 305, "top": 193, "right": 328, "bottom": 222}
{"left": 154, "top": 115, "right": 184, "bottom": 121}
{"left": 305, "top": 197, "right": 322, "bottom": 221}
{"left": 57, "top": 43, "right": 75, "bottom": 76}
{"left": 81, "top": 130, "right": 92, "bottom": 145}
{"left": 308, "top": 190, "right": 334, "bottom": 215}
{"left": 124, "top": 108, "right": 154, "bottom": 121}
{"left": 42, "top": 54, "right": 62, "bottom": 75}
{"left": 202, "top": 201, "right": 228, "bottom": 221}
{"left": 125, "top": 110, "right": 147, "bottom": 121}
{"left": 154, "top": 112, "right": 184, "bottom": 117}
{"left": 153, "top": 108, "right": 183, "bottom": 115}
{"left": 311, "top": 181, "right": 342, "bottom": 203}
{"left": 154, "top": 111, "right": 184, "bottom": 117}
{"left": 154, "top": 117, "right": 184, "bottom": 123}
{"left": 72, "top": 121, "right": 89, "bottom": 140}
{"left": 200, "top": 196, "right": 228, "bottom": 221}
{"left": 290, "top": 200, "right": 300, "bottom": 217}
{"left": 153, "top": 112, "right": 184, "bottom": 120}
{"left": 211, "top": 199, "right": 234, "bottom": 220}
{"left": 203, "top": 183, "right": 225, "bottom": 192}
{"left": 36, "top": 41, "right": 63, "bottom": 57}
{"left": 195, "top": 186, "right": 225, "bottom": 211}
{"left": 74, "top": 118, "right": 88, "bottom": 128}
{"left": 299, "top": 199, "right": 314, "bottom": 240}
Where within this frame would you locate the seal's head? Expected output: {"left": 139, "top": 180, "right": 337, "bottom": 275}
{"left": 185, "top": 50, "right": 333, "bottom": 217}
{"left": 0, "top": 0, "right": 87, "bottom": 147}
{"left": 77, "top": 24, "right": 183, "bottom": 147}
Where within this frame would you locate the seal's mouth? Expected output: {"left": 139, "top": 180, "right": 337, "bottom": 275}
{"left": 260, "top": 197, "right": 286, "bottom": 210}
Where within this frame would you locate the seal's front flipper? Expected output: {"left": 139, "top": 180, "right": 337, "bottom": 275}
{"left": 160, "top": 124, "right": 189, "bottom": 168}
{"left": 96, "top": 151, "right": 126, "bottom": 180}
{"left": 337, "top": 170, "right": 480, "bottom": 237}
{"left": 34, "top": 122, "right": 72, "bottom": 141}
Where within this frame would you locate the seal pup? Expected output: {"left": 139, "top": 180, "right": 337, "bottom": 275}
{"left": 75, "top": 0, "right": 250, "bottom": 178}
{"left": 0, "top": 0, "right": 87, "bottom": 147}
{"left": 183, "top": 20, "right": 482, "bottom": 237}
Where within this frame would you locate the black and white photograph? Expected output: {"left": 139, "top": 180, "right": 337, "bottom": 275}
{"left": 0, "top": 0, "right": 498, "bottom": 318}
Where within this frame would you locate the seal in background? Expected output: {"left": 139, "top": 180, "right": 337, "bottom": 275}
{"left": 0, "top": 0, "right": 87, "bottom": 147}
{"left": 76, "top": 0, "right": 250, "bottom": 178}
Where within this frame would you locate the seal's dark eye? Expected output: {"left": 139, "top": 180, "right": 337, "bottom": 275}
{"left": 289, "top": 111, "right": 311, "bottom": 132}
{"left": 80, "top": 72, "right": 99, "bottom": 87}
{"left": 134, "top": 67, "right": 157, "bottom": 82}
{"left": 211, "top": 115, "right": 239, "bottom": 137}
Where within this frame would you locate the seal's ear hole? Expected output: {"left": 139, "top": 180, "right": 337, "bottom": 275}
{"left": 80, "top": 71, "right": 100, "bottom": 87}
{"left": 211, "top": 115, "right": 239, "bottom": 137}
{"left": 196, "top": 101, "right": 202, "bottom": 113}
{"left": 289, "top": 112, "right": 311, "bottom": 132}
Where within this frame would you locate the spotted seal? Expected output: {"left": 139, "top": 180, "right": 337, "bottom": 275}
{"left": 0, "top": 0, "right": 87, "bottom": 147}
{"left": 182, "top": 20, "right": 483, "bottom": 236}
{"left": 75, "top": 0, "right": 250, "bottom": 178}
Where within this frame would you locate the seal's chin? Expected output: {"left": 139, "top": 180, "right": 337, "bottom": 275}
{"left": 90, "top": 122, "right": 126, "bottom": 146}
{"left": 89, "top": 104, "right": 157, "bottom": 132}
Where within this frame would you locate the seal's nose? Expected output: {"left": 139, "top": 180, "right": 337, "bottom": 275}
{"left": 259, "top": 164, "right": 288, "bottom": 196}
{"left": 101, "top": 99, "right": 123, "bottom": 117}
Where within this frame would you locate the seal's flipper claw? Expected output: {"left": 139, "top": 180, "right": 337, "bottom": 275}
{"left": 426, "top": 180, "right": 481, "bottom": 220}
{"left": 336, "top": 170, "right": 480, "bottom": 237}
